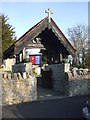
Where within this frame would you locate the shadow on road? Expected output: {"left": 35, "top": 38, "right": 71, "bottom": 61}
{"left": 2, "top": 95, "right": 87, "bottom": 119}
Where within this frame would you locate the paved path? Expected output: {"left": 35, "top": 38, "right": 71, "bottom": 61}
{"left": 37, "top": 87, "right": 64, "bottom": 100}
{"left": 2, "top": 87, "right": 87, "bottom": 119}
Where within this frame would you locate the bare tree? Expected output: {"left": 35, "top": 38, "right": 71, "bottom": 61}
{"left": 67, "top": 24, "right": 88, "bottom": 67}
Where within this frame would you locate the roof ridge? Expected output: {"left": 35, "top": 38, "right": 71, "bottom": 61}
{"left": 51, "top": 18, "right": 76, "bottom": 51}
{"left": 15, "top": 16, "right": 48, "bottom": 45}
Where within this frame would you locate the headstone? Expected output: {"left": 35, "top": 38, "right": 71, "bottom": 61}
{"left": 72, "top": 67, "right": 78, "bottom": 77}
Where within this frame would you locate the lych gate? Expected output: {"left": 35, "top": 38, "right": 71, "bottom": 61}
{"left": 3, "top": 9, "right": 76, "bottom": 94}
{"left": 4, "top": 13, "right": 76, "bottom": 64}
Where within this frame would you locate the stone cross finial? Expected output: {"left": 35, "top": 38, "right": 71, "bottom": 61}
{"left": 45, "top": 8, "right": 53, "bottom": 23}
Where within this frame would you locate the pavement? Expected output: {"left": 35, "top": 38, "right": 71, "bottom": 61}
{"left": 37, "top": 87, "right": 64, "bottom": 100}
{"left": 2, "top": 87, "right": 88, "bottom": 119}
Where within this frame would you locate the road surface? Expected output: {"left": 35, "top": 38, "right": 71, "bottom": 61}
{"left": 2, "top": 95, "right": 87, "bottom": 119}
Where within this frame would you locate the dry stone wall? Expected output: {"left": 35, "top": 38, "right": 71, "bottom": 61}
{"left": 69, "top": 78, "right": 90, "bottom": 96}
{"left": 2, "top": 72, "right": 37, "bottom": 105}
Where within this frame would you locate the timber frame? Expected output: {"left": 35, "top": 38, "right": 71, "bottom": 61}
{"left": 3, "top": 16, "right": 76, "bottom": 60}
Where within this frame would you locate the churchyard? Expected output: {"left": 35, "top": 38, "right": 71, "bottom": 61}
{"left": 1, "top": 11, "right": 90, "bottom": 106}
{"left": 0, "top": 61, "right": 90, "bottom": 106}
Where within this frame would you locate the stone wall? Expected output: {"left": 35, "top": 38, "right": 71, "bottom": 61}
{"left": 12, "top": 63, "right": 32, "bottom": 74}
{"left": 64, "top": 63, "right": 70, "bottom": 72}
{"left": 2, "top": 72, "right": 37, "bottom": 105}
{"left": 69, "top": 78, "right": 90, "bottom": 96}
{"left": 45, "top": 64, "right": 69, "bottom": 95}
{"left": 4, "top": 58, "right": 16, "bottom": 71}
{"left": 42, "top": 64, "right": 90, "bottom": 96}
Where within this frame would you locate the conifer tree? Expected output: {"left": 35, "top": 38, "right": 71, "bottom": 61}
{"left": 1, "top": 14, "right": 17, "bottom": 53}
